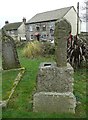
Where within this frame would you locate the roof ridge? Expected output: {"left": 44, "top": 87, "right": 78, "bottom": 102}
{"left": 35, "top": 6, "right": 73, "bottom": 16}
{"left": 6, "top": 22, "right": 22, "bottom": 25}
{"left": 27, "top": 6, "right": 74, "bottom": 23}
{"left": 3, "top": 22, "right": 22, "bottom": 30}
{"left": 3, "top": 22, "right": 22, "bottom": 27}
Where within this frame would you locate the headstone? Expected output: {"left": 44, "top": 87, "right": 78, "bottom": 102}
{"left": 2, "top": 28, "right": 21, "bottom": 70}
{"left": 33, "top": 19, "right": 76, "bottom": 113}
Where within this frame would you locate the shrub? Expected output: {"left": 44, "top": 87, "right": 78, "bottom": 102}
{"left": 41, "top": 42, "right": 55, "bottom": 56}
{"left": 22, "top": 41, "right": 42, "bottom": 58}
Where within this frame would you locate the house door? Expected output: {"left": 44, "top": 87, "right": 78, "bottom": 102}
{"left": 35, "top": 32, "right": 40, "bottom": 41}
{"left": 36, "top": 34, "right": 40, "bottom": 41}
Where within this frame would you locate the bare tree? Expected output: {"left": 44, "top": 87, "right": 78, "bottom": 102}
{"left": 80, "top": 0, "right": 88, "bottom": 22}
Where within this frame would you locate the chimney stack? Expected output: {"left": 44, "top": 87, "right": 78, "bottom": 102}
{"left": 22, "top": 17, "right": 26, "bottom": 23}
{"left": 5, "top": 21, "right": 9, "bottom": 25}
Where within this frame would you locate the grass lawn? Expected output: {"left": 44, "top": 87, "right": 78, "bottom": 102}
{"left": 2, "top": 70, "right": 20, "bottom": 100}
{"left": 0, "top": 52, "right": 2, "bottom": 100}
{"left": 0, "top": 72, "right": 2, "bottom": 100}
{"left": 2, "top": 47, "right": 87, "bottom": 118}
{"left": 0, "top": 53, "right": 2, "bottom": 67}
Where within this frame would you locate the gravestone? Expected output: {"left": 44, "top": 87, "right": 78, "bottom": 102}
{"left": 33, "top": 19, "right": 76, "bottom": 113}
{"left": 2, "top": 28, "right": 21, "bottom": 70}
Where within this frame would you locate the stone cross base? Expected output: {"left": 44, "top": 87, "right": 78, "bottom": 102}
{"left": 33, "top": 62, "right": 76, "bottom": 113}
{"left": 37, "top": 62, "right": 74, "bottom": 93}
{"left": 33, "top": 92, "right": 76, "bottom": 113}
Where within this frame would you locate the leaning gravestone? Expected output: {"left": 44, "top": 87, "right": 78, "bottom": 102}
{"left": 2, "top": 28, "right": 21, "bottom": 70}
{"left": 33, "top": 19, "right": 76, "bottom": 113}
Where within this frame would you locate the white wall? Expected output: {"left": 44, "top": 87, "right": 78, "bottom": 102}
{"left": 64, "top": 7, "right": 81, "bottom": 35}
{"left": 18, "top": 22, "right": 26, "bottom": 38}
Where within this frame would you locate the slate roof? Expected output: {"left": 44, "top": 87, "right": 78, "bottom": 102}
{"left": 3, "top": 22, "right": 22, "bottom": 31}
{"left": 27, "top": 6, "right": 73, "bottom": 23}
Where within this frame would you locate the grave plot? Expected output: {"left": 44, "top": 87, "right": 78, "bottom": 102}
{"left": 33, "top": 19, "right": 76, "bottom": 114}
{"left": 2, "top": 47, "right": 87, "bottom": 118}
{"left": 1, "top": 68, "right": 25, "bottom": 107}
{"left": 1, "top": 29, "right": 25, "bottom": 107}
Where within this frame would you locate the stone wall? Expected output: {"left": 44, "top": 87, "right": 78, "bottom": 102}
{"left": 26, "top": 21, "right": 55, "bottom": 41}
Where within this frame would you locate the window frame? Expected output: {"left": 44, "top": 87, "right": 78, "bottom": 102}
{"left": 42, "top": 25, "right": 46, "bottom": 31}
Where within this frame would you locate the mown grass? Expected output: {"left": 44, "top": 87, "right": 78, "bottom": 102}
{"left": 2, "top": 70, "right": 19, "bottom": 100}
{"left": 73, "top": 69, "right": 87, "bottom": 118}
{"left": 0, "top": 72, "right": 2, "bottom": 100}
{"left": 2, "top": 47, "right": 87, "bottom": 118}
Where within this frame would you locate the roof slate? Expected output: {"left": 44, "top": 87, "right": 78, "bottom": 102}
{"left": 27, "top": 6, "right": 73, "bottom": 23}
{"left": 3, "top": 22, "right": 22, "bottom": 31}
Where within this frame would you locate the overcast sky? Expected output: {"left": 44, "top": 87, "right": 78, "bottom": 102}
{"left": 0, "top": 0, "right": 86, "bottom": 31}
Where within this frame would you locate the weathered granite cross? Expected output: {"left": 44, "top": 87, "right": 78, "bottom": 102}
{"left": 54, "top": 19, "right": 71, "bottom": 67}
{"left": 33, "top": 19, "right": 76, "bottom": 114}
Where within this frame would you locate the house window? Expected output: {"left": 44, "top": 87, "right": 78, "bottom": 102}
{"left": 41, "top": 34, "right": 46, "bottom": 39}
{"left": 49, "top": 24, "right": 54, "bottom": 28}
{"left": 41, "top": 34, "right": 45, "bottom": 39}
{"left": 50, "top": 28, "right": 54, "bottom": 33}
{"left": 44, "top": 34, "right": 46, "bottom": 38}
{"left": 30, "top": 35, "right": 34, "bottom": 40}
{"left": 10, "top": 30, "right": 15, "bottom": 34}
{"left": 36, "top": 26, "right": 40, "bottom": 31}
{"left": 51, "top": 34, "right": 54, "bottom": 37}
{"left": 42, "top": 25, "right": 46, "bottom": 31}
{"left": 7, "top": 31, "right": 10, "bottom": 34}
{"left": 29, "top": 26, "right": 33, "bottom": 31}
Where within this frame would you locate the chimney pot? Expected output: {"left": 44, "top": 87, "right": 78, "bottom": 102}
{"left": 23, "top": 17, "right": 26, "bottom": 23}
{"left": 5, "top": 21, "right": 9, "bottom": 25}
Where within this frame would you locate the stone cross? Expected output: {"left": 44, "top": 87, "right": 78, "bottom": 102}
{"left": 54, "top": 19, "right": 71, "bottom": 67}
{"left": 33, "top": 19, "right": 76, "bottom": 114}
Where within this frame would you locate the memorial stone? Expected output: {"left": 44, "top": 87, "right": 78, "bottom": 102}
{"left": 2, "top": 28, "right": 20, "bottom": 70}
{"left": 33, "top": 19, "right": 76, "bottom": 113}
